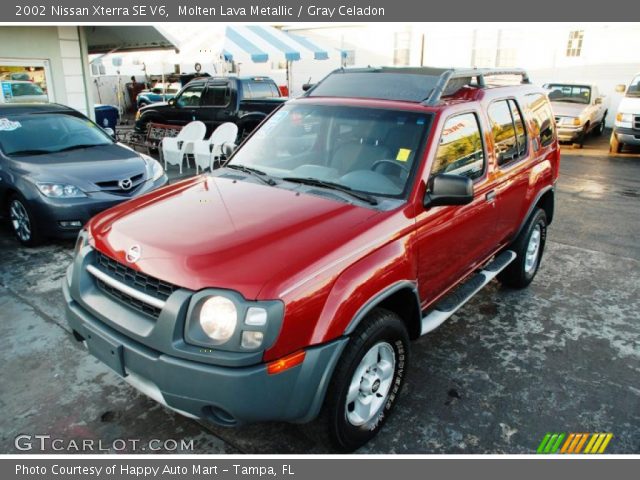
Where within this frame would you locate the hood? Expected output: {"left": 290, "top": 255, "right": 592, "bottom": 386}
{"left": 617, "top": 96, "right": 640, "bottom": 114}
{"left": 550, "top": 101, "right": 588, "bottom": 118}
{"left": 14, "top": 143, "right": 148, "bottom": 192}
{"left": 89, "top": 175, "right": 383, "bottom": 299}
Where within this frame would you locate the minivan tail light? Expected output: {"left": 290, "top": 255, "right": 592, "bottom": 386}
{"left": 266, "top": 350, "right": 306, "bottom": 375}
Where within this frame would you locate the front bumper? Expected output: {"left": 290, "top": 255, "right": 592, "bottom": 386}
{"left": 556, "top": 125, "right": 584, "bottom": 142}
{"left": 31, "top": 175, "right": 168, "bottom": 239}
{"left": 62, "top": 254, "right": 346, "bottom": 425}
{"left": 612, "top": 126, "right": 640, "bottom": 146}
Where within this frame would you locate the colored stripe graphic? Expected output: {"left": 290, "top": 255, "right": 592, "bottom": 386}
{"left": 538, "top": 433, "right": 613, "bottom": 454}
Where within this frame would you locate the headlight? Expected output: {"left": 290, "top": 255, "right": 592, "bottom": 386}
{"left": 141, "top": 153, "right": 165, "bottom": 181}
{"left": 615, "top": 112, "right": 633, "bottom": 127}
{"left": 199, "top": 296, "right": 238, "bottom": 344}
{"left": 36, "top": 183, "right": 86, "bottom": 198}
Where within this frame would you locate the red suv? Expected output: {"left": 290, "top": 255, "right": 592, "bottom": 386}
{"left": 64, "top": 67, "right": 559, "bottom": 451}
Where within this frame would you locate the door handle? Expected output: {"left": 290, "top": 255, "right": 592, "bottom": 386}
{"left": 485, "top": 190, "right": 496, "bottom": 202}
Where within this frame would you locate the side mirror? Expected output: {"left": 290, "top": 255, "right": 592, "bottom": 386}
{"left": 168, "top": 98, "right": 176, "bottom": 106}
{"left": 302, "top": 83, "right": 315, "bottom": 92}
{"left": 424, "top": 174, "right": 474, "bottom": 208}
{"left": 103, "top": 127, "right": 115, "bottom": 138}
{"left": 595, "top": 97, "right": 603, "bottom": 105}
{"left": 615, "top": 84, "right": 626, "bottom": 93}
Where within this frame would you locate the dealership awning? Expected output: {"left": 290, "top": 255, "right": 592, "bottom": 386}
{"left": 84, "top": 26, "right": 179, "bottom": 54}
{"left": 223, "top": 25, "right": 330, "bottom": 63}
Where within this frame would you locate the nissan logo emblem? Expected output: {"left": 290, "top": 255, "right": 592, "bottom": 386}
{"left": 126, "top": 245, "right": 142, "bottom": 264}
{"left": 118, "top": 178, "right": 133, "bottom": 191}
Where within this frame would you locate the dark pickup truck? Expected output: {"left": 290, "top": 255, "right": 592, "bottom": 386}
{"left": 134, "top": 76, "right": 286, "bottom": 140}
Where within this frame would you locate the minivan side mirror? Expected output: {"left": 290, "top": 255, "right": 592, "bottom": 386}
{"left": 615, "top": 84, "right": 626, "bottom": 93}
{"left": 595, "top": 97, "right": 603, "bottom": 105}
{"left": 302, "top": 83, "right": 315, "bottom": 92}
{"left": 424, "top": 174, "right": 474, "bottom": 208}
{"left": 168, "top": 98, "right": 176, "bottom": 106}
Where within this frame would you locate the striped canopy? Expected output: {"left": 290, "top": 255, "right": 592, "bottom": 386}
{"left": 223, "top": 25, "right": 329, "bottom": 63}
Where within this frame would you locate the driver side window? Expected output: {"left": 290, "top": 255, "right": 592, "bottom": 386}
{"left": 432, "top": 112, "right": 485, "bottom": 180}
{"left": 176, "top": 85, "right": 204, "bottom": 108}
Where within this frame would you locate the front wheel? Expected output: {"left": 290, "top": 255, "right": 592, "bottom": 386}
{"left": 498, "top": 208, "right": 547, "bottom": 289}
{"left": 324, "top": 308, "right": 410, "bottom": 452}
{"left": 8, "top": 194, "right": 42, "bottom": 246}
{"left": 610, "top": 132, "right": 624, "bottom": 154}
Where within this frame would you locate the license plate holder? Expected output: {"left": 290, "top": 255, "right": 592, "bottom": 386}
{"left": 85, "top": 327, "right": 126, "bottom": 377}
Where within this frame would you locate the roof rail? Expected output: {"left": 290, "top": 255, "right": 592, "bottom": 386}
{"left": 423, "top": 68, "right": 531, "bottom": 106}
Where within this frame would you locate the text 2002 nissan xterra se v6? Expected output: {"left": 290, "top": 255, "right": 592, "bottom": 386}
{"left": 64, "top": 67, "right": 560, "bottom": 451}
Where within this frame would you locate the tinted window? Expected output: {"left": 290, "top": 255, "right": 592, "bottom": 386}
{"left": 432, "top": 113, "right": 484, "bottom": 180}
{"left": 176, "top": 84, "right": 204, "bottom": 107}
{"left": 626, "top": 75, "right": 640, "bottom": 97}
{"left": 526, "top": 93, "right": 556, "bottom": 148}
{"left": 488, "top": 99, "right": 527, "bottom": 166}
{"left": 0, "top": 113, "right": 112, "bottom": 157}
{"left": 246, "top": 81, "right": 279, "bottom": 99}
{"left": 202, "top": 84, "right": 230, "bottom": 106}
{"left": 10, "top": 83, "right": 45, "bottom": 97}
{"left": 546, "top": 84, "right": 591, "bottom": 104}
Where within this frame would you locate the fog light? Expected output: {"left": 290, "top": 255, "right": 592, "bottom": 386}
{"left": 241, "top": 331, "right": 264, "bottom": 349}
{"left": 245, "top": 307, "right": 267, "bottom": 326}
{"left": 60, "top": 220, "right": 82, "bottom": 228}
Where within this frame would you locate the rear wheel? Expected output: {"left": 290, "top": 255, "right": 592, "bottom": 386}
{"left": 8, "top": 194, "right": 41, "bottom": 247}
{"left": 498, "top": 208, "right": 547, "bottom": 289}
{"left": 323, "top": 308, "right": 410, "bottom": 452}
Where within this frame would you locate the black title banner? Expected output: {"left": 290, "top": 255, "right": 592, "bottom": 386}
{"left": 5, "top": 0, "right": 640, "bottom": 22}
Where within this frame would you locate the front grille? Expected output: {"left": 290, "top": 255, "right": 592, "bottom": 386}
{"left": 634, "top": 115, "right": 640, "bottom": 131}
{"left": 95, "top": 173, "right": 145, "bottom": 196}
{"left": 94, "top": 252, "right": 179, "bottom": 318}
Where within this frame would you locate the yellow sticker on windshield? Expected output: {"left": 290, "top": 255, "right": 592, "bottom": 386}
{"left": 396, "top": 148, "right": 411, "bottom": 162}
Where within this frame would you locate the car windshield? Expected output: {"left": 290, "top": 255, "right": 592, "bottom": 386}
{"left": 546, "top": 84, "right": 591, "bottom": 104}
{"left": 10, "top": 82, "right": 45, "bottom": 97}
{"left": 228, "top": 103, "right": 432, "bottom": 198}
{"left": 0, "top": 112, "right": 113, "bottom": 157}
{"left": 626, "top": 76, "right": 640, "bottom": 97}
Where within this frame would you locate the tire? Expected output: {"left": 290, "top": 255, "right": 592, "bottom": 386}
{"left": 595, "top": 113, "right": 607, "bottom": 136}
{"left": 498, "top": 208, "right": 547, "bottom": 289}
{"left": 7, "top": 194, "right": 42, "bottom": 247}
{"left": 610, "top": 132, "right": 624, "bottom": 154}
{"left": 323, "top": 308, "right": 410, "bottom": 452}
{"left": 572, "top": 124, "right": 587, "bottom": 148}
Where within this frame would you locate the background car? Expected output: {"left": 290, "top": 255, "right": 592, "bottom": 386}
{"left": 1, "top": 80, "right": 48, "bottom": 104}
{"left": 545, "top": 83, "right": 608, "bottom": 148}
{"left": 0, "top": 103, "right": 168, "bottom": 245}
{"left": 610, "top": 73, "right": 640, "bottom": 153}
{"left": 136, "top": 82, "right": 181, "bottom": 109}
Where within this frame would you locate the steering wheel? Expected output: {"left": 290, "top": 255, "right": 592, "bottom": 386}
{"left": 371, "top": 159, "right": 410, "bottom": 175}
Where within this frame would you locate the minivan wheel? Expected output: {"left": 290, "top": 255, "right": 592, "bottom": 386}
{"left": 8, "top": 195, "right": 41, "bottom": 246}
{"left": 324, "top": 308, "right": 409, "bottom": 452}
{"left": 610, "top": 133, "right": 624, "bottom": 154}
{"left": 498, "top": 208, "right": 547, "bottom": 289}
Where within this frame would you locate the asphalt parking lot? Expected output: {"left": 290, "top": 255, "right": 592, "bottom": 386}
{"left": 1, "top": 132, "right": 638, "bottom": 454}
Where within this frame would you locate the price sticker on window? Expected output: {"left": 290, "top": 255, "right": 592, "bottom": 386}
{"left": 396, "top": 148, "right": 411, "bottom": 162}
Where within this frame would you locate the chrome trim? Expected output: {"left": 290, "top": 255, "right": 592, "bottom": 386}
{"left": 86, "top": 264, "right": 166, "bottom": 310}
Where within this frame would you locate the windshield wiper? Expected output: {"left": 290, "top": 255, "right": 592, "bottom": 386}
{"left": 282, "top": 177, "right": 379, "bottom": 206}
{"left": 53, "top": 143, "right": 107, "bottom": 153}
{"left": 226, "top": 164, "right": 277, "bottom": 186}
{"left": 8, "top": 149, "right": 53, "bottom": 156}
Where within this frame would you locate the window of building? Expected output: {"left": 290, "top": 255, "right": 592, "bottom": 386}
{"left": 432, "top": 112, "right": 485, "bottom": 180}
{"left": 496, "top": 29, "right": 519, "bottom": 67}
{"left": 566, "top": 30, "right": 584, "bottom": 57}
{"left": 0, "top": 60, "right": 53, "bottom": 102}
{"left": 393, "top": 30, "right": 412, "bottom": 66}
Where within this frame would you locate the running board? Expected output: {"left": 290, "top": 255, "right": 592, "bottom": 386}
{"left": 420, "top": 250, "right": 516, "bottom": 335}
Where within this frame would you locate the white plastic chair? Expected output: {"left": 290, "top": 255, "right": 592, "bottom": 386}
{"left": 193, "top": 122, "right": 239, "bottom": 173}
{"left": 161, "top": 121, "right": 206, "bottom": 174}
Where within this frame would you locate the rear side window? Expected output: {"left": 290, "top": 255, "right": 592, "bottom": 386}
{"left": 432, "top": 112, "right": 485, "bottom": 180}
{"left": 244, "top": 81, "right": 279, "bottom": 99}
{"left": 488, "top": 99, "right": 528, "bottom": 166}
{"left": 525, "top": 93, "right": 556, "bottom": 148}
{"left": 202, "top": 83, "right": 231, "bottom": 107}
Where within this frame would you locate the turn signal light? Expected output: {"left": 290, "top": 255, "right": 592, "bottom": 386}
{"left": 266, "top": 350, "right": 306, "bottom": 375}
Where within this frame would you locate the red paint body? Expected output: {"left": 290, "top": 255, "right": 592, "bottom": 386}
{"left": 87, "top": 85, "right": 560, "bottom": 362}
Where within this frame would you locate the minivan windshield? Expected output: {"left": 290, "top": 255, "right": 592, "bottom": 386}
{"left": 626, "top": 75, "right": 640, "bottom": 97}
{"left": 228, "top": 104, "right": 432, "bottom": 198}
{"left": 0, "top": 112, "right": 113, "bottom": 157}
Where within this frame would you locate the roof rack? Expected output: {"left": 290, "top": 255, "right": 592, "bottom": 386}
{"left": 423, "top": 68, "right": 531, "bottom": 106}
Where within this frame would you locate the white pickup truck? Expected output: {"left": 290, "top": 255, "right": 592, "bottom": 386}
{"left": 610, "top": 73, "right": 640, "bottom": 153}
{"left": 544, "top": 83, "right": 608, "bottom": 148}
